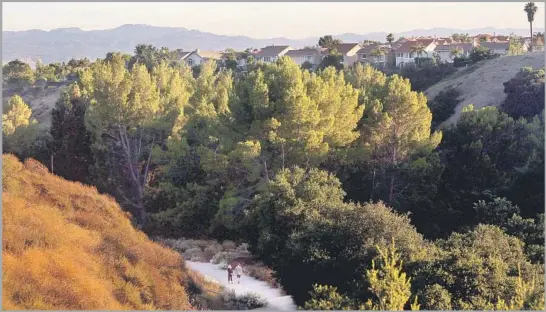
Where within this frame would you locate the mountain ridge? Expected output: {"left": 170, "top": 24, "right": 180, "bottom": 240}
{"left": 3, "top": 24, "right": 543, "bottom": 64}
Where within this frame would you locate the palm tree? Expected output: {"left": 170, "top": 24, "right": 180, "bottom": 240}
{"left": 410, "top": 44, "right": 426, "bottom": 66}
{"left": 450, "top": 47, "right": 464, "bottom": 59}
{"left": 524, "top": 2, "right": 538, "bottom": 52}
{"left": 386, "top": 33, "right": 395, "bottom": 45}
{"left": 370, "top": 47, "right": 385, "bottom": 66}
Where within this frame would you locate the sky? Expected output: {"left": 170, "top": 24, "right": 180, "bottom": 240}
{"left": 3, "top": 2, "right": 544, "bottom": 38}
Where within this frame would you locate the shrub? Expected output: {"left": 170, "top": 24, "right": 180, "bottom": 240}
{"left": 211, "top": 251, "right": 240, "bottom": 265}
{"left": 501, "top": 67, "right": 545, "bottom": 119}
{"left": 399, "top": 63, "right": 456, "bottom": 91}
{"left": 222, "top": 240, "right": 237, "bottom": 251}
{"left": 428, "top": 88, "right": 461, "bottom": 128}
{"left": 245, "top": 265, "right": 280, "bottom": 288}
{"left": 184, "top": 247, "right": 205, "bottom": 262}
{"left": 470, "top": 46, "right": 497, "bottom": 63}
{"left": 221, "top": 290, "right": 267, "bottom": 310}
{"left": 203, "top": 244, "right": 223, "bottom": 261}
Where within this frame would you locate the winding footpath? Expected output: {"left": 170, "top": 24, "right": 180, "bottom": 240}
{"left": 186, "top": 261, "right": 297, "bottom": 311}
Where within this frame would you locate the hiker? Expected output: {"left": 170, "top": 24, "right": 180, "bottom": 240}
{"left": 235, "top": 263, "right": 243, "bottom": 284}
{"left": 227, "top": 264, "right": 233, "bottom": 284}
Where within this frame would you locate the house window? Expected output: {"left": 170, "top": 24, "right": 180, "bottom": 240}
{"left": 362, "top": 54, "right": 367, "bottom": 59}
{"left": 264, "top": 56, "right": 271, "bottom": 62}
{"left": 188, "top": 58, "right": 194, "bottom": 66}
{"left": 305, "top": 55, "right": 312, "bottom": 60}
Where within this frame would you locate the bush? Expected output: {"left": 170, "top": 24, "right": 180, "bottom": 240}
{"left": 245, "top": 265, "right": 280, "bottom": 288}
{"left": 211, "top": 251, "right": 240, "bottom": 265}
{"left": 399, "top": 63, "right": 456, "bottom": 91}
{"left": 453, "top": 56, "right": 471, "bottom": 68}
{"left": 469, "top": 46, "right": 497, "bottom": 63}
{"left": 222, "top": 240, "right": 237, "bottom": 251}
{"left": 203, "top": 244, "right": 223, "bottom": 261}
{"left": 184, "top": 247, "right": 205, "bottom": 262}
{"left": 221, "top": 290, "right": 267, "bottom": 310}
{"left": 428, "top": 88, "right": 462, "bottom": 128}
{"left": 501, "top": 67, "right": 545, "bottom": 119}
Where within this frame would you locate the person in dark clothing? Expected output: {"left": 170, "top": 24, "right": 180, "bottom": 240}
{"left": 227, "top": 264, "right": 233, "bottom": 284}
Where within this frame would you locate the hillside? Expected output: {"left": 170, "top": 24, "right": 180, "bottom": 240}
{"left": 3, "top": 24, "right": 542, "bottom": 64}
{"left": 2, "top": 84, "right": 70, "bottom": 127}
{"left": 425, "top": 52, "right": 545, "bottom": 126}
{"left": 1, "top": 154, "right": 221, "bottom": 310}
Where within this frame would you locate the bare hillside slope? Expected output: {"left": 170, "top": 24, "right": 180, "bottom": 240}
{"left": 2, "top": 154, "right": 221, "bottom": 310}
{"left": 425, "top": 52, "right": 545, "bottom": 126}
{"left": 2, "top": 84, "right": 68, "bottom": 128}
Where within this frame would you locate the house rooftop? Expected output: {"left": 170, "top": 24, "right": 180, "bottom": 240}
{"left": 392, "top": 39, "right": 435, "bottom": 53}
{"left": 434, "top": 43, "right": 474, "bottom": 52}
{"left": 330, "top": 43, "right": 361, "bottom": 54}
{"left": 285, "top": 48, "right": 319, "bottom": 57}
{"left": 480, "top": 41, "right": 510, "bottom": 50}
{"left": 195, "top": 50, "right": 224, "bottom": 60}
{"left": 357, "top": 44, "right": 390, "bottom": 55}
{"left": 255, "top": 45, "right": 291, "bottom": 57}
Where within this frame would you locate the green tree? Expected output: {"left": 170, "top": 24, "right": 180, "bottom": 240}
{"left": 2, "top": 95, "right": 34, "bottom": 136}
{"left": 303, "top": 285, "right": 354, "bottom": 310}
{"left": 35, "top": 60, "right": 57, "bottom": 83}
{"left": 81, "top": 54, "right": 163, "bottom": 224}
{"left": 524, "top": 2, "right": 538, "bottom": 52}
{"left": 413, "top": 225, "right": 544, "bottom": 310}
{"left": 450, "top": 47, "right": 464, "bottom": 59}
{"left": 431, "top": 106, "right": 544, "bottom": 237}
{"left": 2, "top": 95, "right": 41, "bottom": 160}
{"left": 49, "top": 84, "right": 93, "bottom": 183}
{"left": 363, "top": 240, "right": 420, "bottom": 311}
{"left": 3, "top": 59, "right": 35, "bottom": 87}
{"left": 318, "top": 35, "right": 342, "bottom": 50}
{"left": 508, "top": 35, "right": 525, "bottom": 55}
{"left": 245, "top": 166, "right": 430, "bottom": 305}
{"left": 362, "top": 75, "right": 442, "bottom": 204}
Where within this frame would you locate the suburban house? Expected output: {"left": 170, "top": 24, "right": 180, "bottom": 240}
{"left": 434, "top": 42, "right": 475, "bottom": 63}
{"left": 480, "top": 41, "right": 510, "bottom": 55}
{"left": 392, "top": 39, "right": 437, "bottom": 67}
{"left": 356, "top": 44, "right": 391, "bottom": 67}
{"left": 323, "top": 43, "right": 362, "bottom": 67}
{"left": 180, "top": 49, "right": 224, "bottom": 67}
{"left": 254, "top": 45, "right": 292, "bottom": 63}
{"left": 285, "top": 47, "right": 323, "bottom": 67}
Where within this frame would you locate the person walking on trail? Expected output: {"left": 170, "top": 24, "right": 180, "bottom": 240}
{"left": 227, "top": 265, "right": 233, "bottom": 284}
{"left": 235, "top": 264, "right": 243, "bottom": 284}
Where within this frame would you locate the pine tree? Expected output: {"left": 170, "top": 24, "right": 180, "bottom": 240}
{"left": 363, "top": 239, "right": 419, "bottom": 310}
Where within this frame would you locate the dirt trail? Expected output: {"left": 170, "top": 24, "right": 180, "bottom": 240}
{"left": 425, "top": 52, "right": 545, "bottom": 126}
{"left": 186, "top": 261, "right": 297, "bottom": 311}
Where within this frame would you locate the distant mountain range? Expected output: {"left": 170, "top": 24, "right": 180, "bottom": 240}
{"left": 3, "top": 24, "right": 543, "bottom": 65}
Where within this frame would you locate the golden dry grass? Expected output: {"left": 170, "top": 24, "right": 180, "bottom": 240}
{"left": 2, "top": 154, "right": 221, "bottom": 310}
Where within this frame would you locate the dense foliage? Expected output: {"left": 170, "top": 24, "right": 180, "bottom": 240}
{"left": 4, "top": 49, "right": 544, "bottom": 310}
{"left": 501, "top": 67, "right": 545, "bottom": 119}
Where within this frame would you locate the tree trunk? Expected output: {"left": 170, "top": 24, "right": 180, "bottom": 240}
{"left": 50, "top": 154, "right": 54, "bottom": 174}
{"left": 530, "top": 22, "right": 534, "bottom": 52}
{"left": 371, "top": 169, "right": 376, "bottom": 201}
{"left": 388, "top": 174, "right": 395, "bottom": 204}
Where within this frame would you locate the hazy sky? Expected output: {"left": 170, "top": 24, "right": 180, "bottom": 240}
{"left": 3, "top": 2, "right": 544, "bottom": 38}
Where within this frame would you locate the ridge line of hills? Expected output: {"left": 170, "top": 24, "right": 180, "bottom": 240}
{"left": 3, "top": 24, "right": 544, "bottom": 65}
